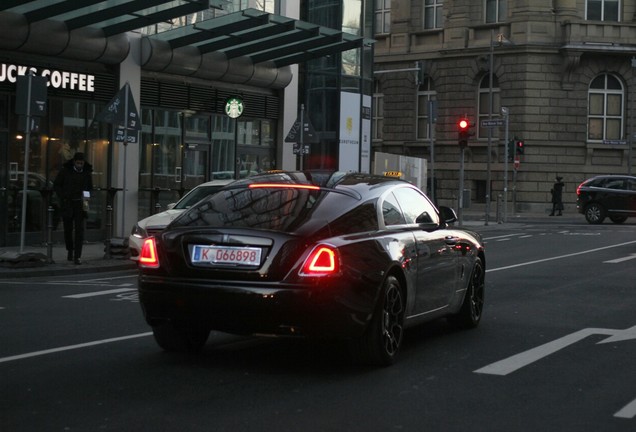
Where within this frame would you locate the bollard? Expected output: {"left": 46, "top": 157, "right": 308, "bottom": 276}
{"left": 155, "top": 202, "right": 161, "bottom": 214}
{"left": 46, "top": 206, "right": 55, "bottom": 264}
{"left": 104, "top": 204, "right": 113, "bottom": 259}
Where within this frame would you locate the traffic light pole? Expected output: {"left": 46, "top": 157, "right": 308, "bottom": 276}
{"left": 502, "top": 107, "right": 509, "bottom": 223}
{"left": 485, "top": 29, "right": 495, "bottom": 226}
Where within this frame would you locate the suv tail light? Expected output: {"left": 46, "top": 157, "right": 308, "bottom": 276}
{"left": 576, "top": 182, "right": 585, "bottom": 195}
{"left": 139, "top": 237, "right": 160, "bottom": 268}
{"left": 300, "top": 245, "right": 339, "bottom": 276}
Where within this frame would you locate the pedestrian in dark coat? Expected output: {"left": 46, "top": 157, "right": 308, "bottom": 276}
{"left": 550, "top": 176, "right": 564, "bottom": 216}
{"left": 54, "top": 152, "right": 93, "bottom": 264}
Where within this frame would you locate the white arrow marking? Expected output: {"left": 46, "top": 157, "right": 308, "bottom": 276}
{"left": 604, "top": 253, "right": 636, "bottom": 264}
{"left": 475, "top": 326, "right": 635, "bottom": 376}
{"left": 615, "top": 397, "right": 636, "bottom": 419}
{"left": 597, "top": 325, "right": 636, "bottom": 344}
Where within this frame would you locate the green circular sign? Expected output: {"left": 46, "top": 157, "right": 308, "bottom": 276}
{"left": 225, "top": 97, "right": 244, "bottom": 119}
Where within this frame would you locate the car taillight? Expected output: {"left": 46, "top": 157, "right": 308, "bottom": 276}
{"left": 300, "top": 245, "right": 339, "bottom": 276}
{"left": 139, "top": 237, "right": 160, "bottom": 268}
{"left": 576, "top": 183, "right": 584, "bottom": 195}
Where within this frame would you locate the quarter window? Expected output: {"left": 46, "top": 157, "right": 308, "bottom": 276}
{"left": 586, "top": 0, "right": 620, "bottom": 21}
{"left": 588, "top": 74, "right": 624, "bottom": 142}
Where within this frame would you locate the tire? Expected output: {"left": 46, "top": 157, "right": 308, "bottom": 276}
{"left": 152, "top": 321, "right": 210, "bottom": 353}
{"left": 584, "top": 203, "right": 606, "bottom": 224}
{"left": 449, "top": 257, "right": 485, "bottom": 329}
{"left": 609, "top": 216, "right": 627, "bottom": 224}
{"left": 350, "top": 275, "right": 405, "bottom": 367}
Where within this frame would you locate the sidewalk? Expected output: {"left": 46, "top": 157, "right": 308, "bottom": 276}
{"left": 0, "top": 240, "right": 136, "bottom": 279}
{"left": 0, "top": 211, "right": 583, "bottom": 279}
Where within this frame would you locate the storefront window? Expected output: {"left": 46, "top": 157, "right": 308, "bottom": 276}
{"left": 211, "top": 114, "right": 235, "bottom": 179}
{"left": 153, "top": 110, "right": 183, "bottom": 189}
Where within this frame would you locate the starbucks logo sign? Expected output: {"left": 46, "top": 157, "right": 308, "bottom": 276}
{"left": 225, "top": 97, "right": 244, "bottom": 119}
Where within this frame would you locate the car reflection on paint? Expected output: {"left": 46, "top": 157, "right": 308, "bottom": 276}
{"left": 137, "top": 171, "right": 486, "bottom": 366}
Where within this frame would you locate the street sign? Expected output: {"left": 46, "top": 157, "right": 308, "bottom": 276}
{"left": 285, "top": 117, "right": 319, "bottom": 144}
{"left": 292, "top": 143, "right": 310, "bottom": 155}
{"left": 480, "top": 119, "right": 504, "bottom": 128}
{"left": 95, "top": 83, "right": 141, "bottom": 131}
{"left": 514, "top": 156, "right": 520, "bottom": 170}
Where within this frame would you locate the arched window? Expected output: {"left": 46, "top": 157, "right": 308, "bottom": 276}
{"left": 417, "top": 78, "right": 437, "bottom": 140}
{"left": 588, "top": 74, "right": 624, "bottom": 142}
{"left": 478, "top": 74, "right": 500, "bottom": 139}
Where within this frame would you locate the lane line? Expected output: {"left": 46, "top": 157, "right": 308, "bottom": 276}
{"left": 63, "top": 288, "right": 137, "bottom": 299}
{"left": 487, "top": 240, "right": 636, "bottom": 273}
{"left": 604, "top": 254, "right": 636, "bottom": 264}
{"left": 474, "top": 328, "right": 615, "bottom": 376}
{"left": 79, "top": 274, "right": 138, "bottom": 283}
{"left": 0, "top": 332, "right": 153, "bottom": 364}
{"left": 615, "top": 397, "right": 636, "bottom": 419}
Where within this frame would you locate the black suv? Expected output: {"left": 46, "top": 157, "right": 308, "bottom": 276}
{"left": 576, "top": 175, "right": 636, "bottom": 224}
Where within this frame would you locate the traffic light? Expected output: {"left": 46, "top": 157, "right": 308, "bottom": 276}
{"left": 457, "top": 118, "right": 470, "bottom": 148}
{"left": 506, "top": 139, "right": 515, "bottom": 161}
{"left": 516, "top": 139, "right": 525, "bottom": 154}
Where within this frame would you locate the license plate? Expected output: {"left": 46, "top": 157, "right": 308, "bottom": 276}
{"left": 191, "top": 245, "right": 262, "bottom": 266}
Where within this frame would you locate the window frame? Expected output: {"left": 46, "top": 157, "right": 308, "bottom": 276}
{"left": 587, "top": 73, "right": 624, "bottom": 143}
{"left": 416, "top": 78, "right": 436, "bottom": 140}
{"left": 372, "top": 80, "right": 384, "bottom": 141}
{"left": 423, "top": 0, "right": 444, "bottom": 30}
{"left": 585, "top": 0, "right": 620, "bottom": 22}
{"left": 485, "top": 0, "right": 507, "bottom": 24}
{"left": 375, "top": 0, "right": 391, "bottom": 35}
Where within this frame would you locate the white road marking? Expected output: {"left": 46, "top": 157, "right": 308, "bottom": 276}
{"left": 615, "top": 397, "right": 636, "bottom": 419}
{"left": 519, "top": 235, "right": 533, "bottom": 239}
{"left": 474, "top": 325, "right": 636, "bottom": 376}
{"left": 63, "top": 288, "right": 137, "bottom": 299}
{"left": 604, "top": 253, "right": 636, "bottom": 264}
{"left": 0, "top": 332, "right": 153, "bottom": 364}
{"left": 482, "top": 233, "right": 524, "bottom": 241}
{"left": 79, "top": 274, "right": 137, "bottom": 283}
{"left": 486, "top": 240, "right": 636, "bottom": 273}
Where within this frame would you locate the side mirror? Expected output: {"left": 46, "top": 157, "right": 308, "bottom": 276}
{"left": 438, "top": 206, "right": 458, "bottom": 224}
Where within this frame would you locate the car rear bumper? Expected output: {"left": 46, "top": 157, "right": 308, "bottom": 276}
{"left": 138, "top": 275, "right": 375, "bottom": 339}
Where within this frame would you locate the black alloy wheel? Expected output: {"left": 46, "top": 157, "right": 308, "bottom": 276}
{"left": 584, "top": 203, "right": 606, "bottom": 224}
{"left": 350, "top": 275, "right": 405, "bottom": 367}
{"left": 449, "top": 257, "right": 485, "bottom": 328}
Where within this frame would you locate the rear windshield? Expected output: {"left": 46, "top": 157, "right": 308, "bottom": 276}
{"left": 170, "top": 186, "right": 378, "bottom": 235}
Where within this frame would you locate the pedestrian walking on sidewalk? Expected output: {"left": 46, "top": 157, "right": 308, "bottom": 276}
{"left": 54, "top": 152, "right": 93, "bottom": 264}
{"left": 549, "top": 176, "right": 564, "bottom": 216}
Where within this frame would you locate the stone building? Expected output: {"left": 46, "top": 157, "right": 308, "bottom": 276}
{"left": 373, "top": 0, "right": 636, "bottom": 216}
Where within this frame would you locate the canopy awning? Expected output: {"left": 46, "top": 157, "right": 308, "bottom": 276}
{"left": 0, "top": 2, "right": 373, "bottom": 88}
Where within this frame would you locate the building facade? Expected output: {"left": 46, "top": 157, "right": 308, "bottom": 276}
{"left": 0, "top": 0, "right": 372, "bottom": 247}
{"left": 373, "top": 0, "right": 636, "bottom": 214}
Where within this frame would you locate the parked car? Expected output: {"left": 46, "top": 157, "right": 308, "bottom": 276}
{"left": 576, "top": 175, "right": 636, "bottom": 224}
{"left": 137, "top": 171, "right": 486, "bottom": 366}
{"left": 129, "top": 180, "right": 233, "bottom": 260}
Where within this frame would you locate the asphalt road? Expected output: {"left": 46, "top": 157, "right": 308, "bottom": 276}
{"left": 1, "top": 221, "right": 634, "bottom": 431}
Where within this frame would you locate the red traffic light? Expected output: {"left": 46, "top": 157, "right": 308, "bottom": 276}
{"left": 457, "top": 118, "right": 470, "bottom": 131}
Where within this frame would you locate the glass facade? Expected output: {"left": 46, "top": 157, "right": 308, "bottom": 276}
{"left": 303, "top": 0, "right": 373, "bottom": 171}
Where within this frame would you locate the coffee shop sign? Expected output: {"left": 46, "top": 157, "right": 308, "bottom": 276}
{"left": 0, "top": 63, "right": 95, "bottom": 92}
